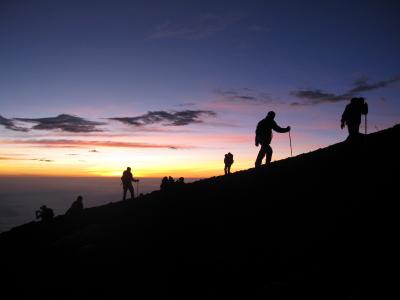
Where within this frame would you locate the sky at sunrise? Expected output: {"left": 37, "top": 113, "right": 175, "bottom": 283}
{"left": 1, "top": 0, "right": 399, "bottom": 177}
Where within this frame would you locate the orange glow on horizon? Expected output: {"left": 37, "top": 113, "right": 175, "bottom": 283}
{"left": 0, "top": 129, "right": 319, "bottom": 178}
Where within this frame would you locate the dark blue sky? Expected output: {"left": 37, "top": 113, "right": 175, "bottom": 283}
{"left": 1, "top": 0, "right": 399, "bottom": 111}
{"left": 0, "top": 0, "right": 399, "bottom": 176}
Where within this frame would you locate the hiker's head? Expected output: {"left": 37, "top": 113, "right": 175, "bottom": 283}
{"left": 127, "top": 167, "right": 131, "bottom": 171}
{"left": 77, "top": 195, "right": 83, "bottom": 202}
{"left": 40, "top": 205, "right": 46, "bottom": 210}
{"left": 357, "top": 97, "right": 365, "bottom": 104}
{"left": 267, "top": 111, "right": 276, "bottom": 119}
{"left": 350, "top": 97, "right": 358, "bottom": 104}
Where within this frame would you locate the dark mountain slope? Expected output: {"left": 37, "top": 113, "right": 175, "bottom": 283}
{"left": 1, "top": 125, "right": 399, "bottom": 299}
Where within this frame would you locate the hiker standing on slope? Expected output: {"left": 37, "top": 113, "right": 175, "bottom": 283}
{"left": 224, "top": 152, "right": 234, "bottom": 175}
{"left": 121, "top": 167, "right": 139, "bottom": 200}
{"left": 255, "top": 111, "right": 290, "bottom": 167}
{"left": 341, "top": 97, "right": 368, "bottom": 140}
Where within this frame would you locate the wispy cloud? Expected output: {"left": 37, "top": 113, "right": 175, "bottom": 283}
{"left": 214, "top": 88, "right": 275, "bottom": 105}
{"left": 0, "top": 115, "right": 29, "bottom": 132}
{"left": 0, "top": 156, "right": 20, "bottom": 160}
{"left": 291, "top": 76, "right": 400, "bottom": 106}
{"left": 0, "top": 156, "right": 53, "bottom": 162}
{"left": 348, "top": 76, "right": 400, "bottom": 94}
{"left": 175, "top": 102, "right": 197, "bottom": 107}
{"left": 109, "top": 110, "right": 216, "bottom": 127}
{"left": 148, "top": 13, "right": 244, "bottom": 40}
{"left": 36, "top": 159, "right": 54, "bottom": 162}
{"left": 15, "top": 114, "right": 106, "bottom": 133}
{"left": 291, "top": 90, "right": 349, "bottom": 106}
{"left": 0, "top": 139, "right": 192, "bottom": 150}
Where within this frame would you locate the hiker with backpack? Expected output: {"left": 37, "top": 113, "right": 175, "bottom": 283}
{"left": 35, "top": 205, "right": 54, "bottom": 222}
{"left": 341, "top": 97, "right": 368, "bottom": 140}
{"left": 255, "top": 111, "right": 290, "bottom": 167}
{"left": 224, "top": 152, "right": 234, "bottom": 175}
{"left": 65, "top": 195, "right": 84, "bottom": 216}
{"left": 121, "top": 167, "right": 139, "bottom": 200}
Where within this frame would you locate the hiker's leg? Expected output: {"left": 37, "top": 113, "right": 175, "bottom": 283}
{"left": 265, "top": 145, "right": 273, "bottom": 164}
{"left": 123, "top": 186, "right": 128, "bottom": 200}
{"left": 128, "top": 185, "right": 134, "bottom": 199}
{"left": 228, "top": 165, "right": 231, "bottom": 174}
{"left": 348, "top": 122, "right": 359, "bottom": 138}
{"left": 255, "top": 144, "right": 266, "bottom": 167}
{"left": 224, "top": 165, "right": 228, "bottom": 175}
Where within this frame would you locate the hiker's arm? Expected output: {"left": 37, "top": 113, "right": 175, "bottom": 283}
{"left": 272, "top": 122, "right": 290, "bottom": 133}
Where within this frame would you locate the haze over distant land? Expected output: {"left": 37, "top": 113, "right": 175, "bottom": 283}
{"left": 0, "top": 177, "right": 200, "bottom": 233}
{"left": 1, "top": 1, "right": 400, "bottom": 177}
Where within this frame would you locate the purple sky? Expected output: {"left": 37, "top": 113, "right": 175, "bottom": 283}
{"left": 0, "top": 0, "right": 399, "bottom": 176}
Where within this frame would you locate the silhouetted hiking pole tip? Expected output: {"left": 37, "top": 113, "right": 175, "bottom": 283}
{"left": 289, "top": 130, "right": 293, "bottom": 157}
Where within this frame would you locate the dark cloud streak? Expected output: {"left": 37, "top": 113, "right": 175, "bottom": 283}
{"left": 1, "top": 139, "right": 191, "bottom": 150}
{"left": 290, "top": 90, "right": 349, "bottom": 106}
{"left": 214, "top": 88, "right": 274, "bottom": 104}
{"left": 15, "top": 114, "right": 106, "bottom": 133}
{"left": 0, "top": 115, "right": 29, "bottom": 132}
{"left": 348, "top": 76, "right": 400, "bottom": 94}
{"left": 109, "top": 110, "right": 216, "bottom": 127}
{"left": 291, "top": 76, "right": 400, "bottom": 106}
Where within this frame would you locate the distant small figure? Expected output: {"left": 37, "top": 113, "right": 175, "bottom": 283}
{"left": 121, "top": 167, "right": 139, "bottom": 200}
{"left": 160, "top": 176, "right": 169, "bottom": 190}
{"left": 224, "top": 152, "right": 234, "bottom": 175}
{"left": 341, "top": 97, "right": 368, "bottom": 139}
{"left": 255, "top": 111, "right": 290, "bottom": 167}
{"left": 176, "top": 177, "right": 185, "bottom": 185}
{"left": 35, "top": 205, "right": 54, "bottom": 222}
{"left": 161, "top": 176, "right": 185, "bottom": 190}
{"left": 65, "top": 195, "right": 84, "bottom": 216}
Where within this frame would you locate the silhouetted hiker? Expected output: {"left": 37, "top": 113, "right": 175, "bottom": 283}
{"left": 255, "top": 111, "right": 290, "bottom": 167}
{"left": 121, "top": 167, "right": 139, "bottom": 200}
{"left": 341, "top": 97, "right": 368, "bottom": 139}
{"left": 176, "top": 177, "right": 185, "bottom": 185}
{"left": 35, "top": 205, "right": 54, "bottom": 222}
{"left": 168, "top": 176, "right": 174, "bottom": 186}
{"left": 160, "top": 176, "right": 169, "bottom": 190}
{"left": 65, "top": 195, "right": 84, "bottom": 216}
{"left": 224, "top": 152, "right": 234, "bottom": 174}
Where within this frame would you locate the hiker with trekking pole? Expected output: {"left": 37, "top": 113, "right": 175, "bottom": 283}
{"left": 254, "top": 111, "right": 291, "bottom": 167}
{"left": 121, "top": 167, "right": 140, "bottom": 200}
{"left": 341, "top": 97, "right": 368, "bottom": 141}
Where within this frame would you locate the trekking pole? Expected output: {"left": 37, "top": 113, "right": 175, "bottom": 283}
{"left": 289, "top": 130, "right": 293, "bottom": 157}
{"left": 365, "top": 114, "right": 367, "bottom": 135}
{"left": 136, "top": 180, "right": 139, "bottom": 198}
